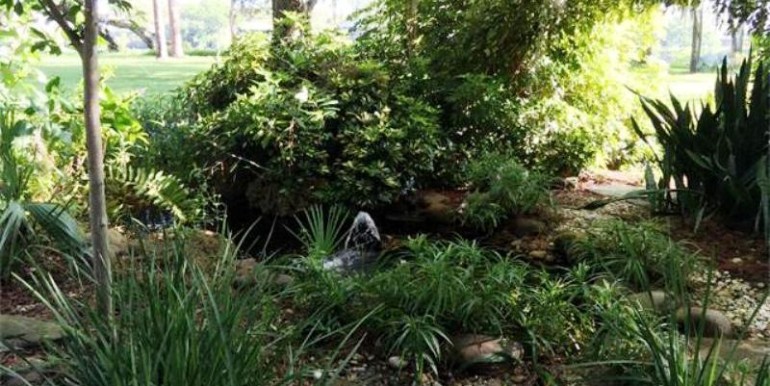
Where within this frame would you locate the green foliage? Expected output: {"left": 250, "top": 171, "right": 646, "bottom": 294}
{"left": 290, "top": 205, "right": 350, "bottom": 259}
{"left": 288, "top": 235, "right": 641, "bottom": 372}
{"left": 179, "top": 27, "right": 442, "bottom": 214}
{"left": 0, "top": 107, "right": 84, "bottom": 280}
{"left": 19, "top": 232, "right": 320, "bottom": 386}
{"left": 290, "top": 237, "right": 527, "bottom": 373}
{"left": 633, "top": 57, "right": 770, "bottom": 228}
{"left": 590, "top": 265, "right": 770, "bottom": 386}
{"left": 571, "top": 220, "right": 700, "bottom": 290}
{"left": 460, "top": 153, "right": 551, "bottom": 231}
{"left": 355, "top": 1, "right": 667, "bottom": 175}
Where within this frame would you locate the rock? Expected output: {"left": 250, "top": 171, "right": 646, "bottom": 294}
{"left": 564, "top": 177, "right": 579, "bottom": 190}
{"left": 86, "top": 227, "right": 130, "bottom": 257}
{"left": 417, "top": 191, "right": 455, "bottom": 223}
{"left": 234, "top": 258, "right": 294, "bottom": 287}
{"left": 528, "top": 250, "right": 548, "bottom": 260}
{"left": 551, "top": 231, "right": 582, "bottom": 263}
{"left": 5, "top": 371, "right": 42, "bottom": 386}
{"left": 510, "top": 218, "right": 546, "bottom": 237}
{"left": 675, "top": 307, "right": 734, "bottom": 338}
{"left": 451, "top": 334, "right": 523, "bottom": 369}
{"left": 388, "top": 356, "right": 407, "bottom": 370}
{"left": 698, "top": 338, "right": 770, "bottom": 366}
{"left": 730, "top": 257, "right": 743, "bottom": 264}
{"left": 628, "top": 291, "right": 675, "bottom": 313}
{"left": 274, "top": 274, "right": 295, "bottom": 286}
{"left": 0, "top": 315, "right": 64, "bottom": 350}
{"left": 322, "top": 212, "right": 382, "bottom": 274}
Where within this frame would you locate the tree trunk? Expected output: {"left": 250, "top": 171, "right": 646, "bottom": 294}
{"left": 229, "top": 0, "right": 238, "bottom": 43}
{"left": 167, "top": 0, "right": 184, "bottom": 57}
{"left": 689, "top": 5, "right": 703, "bottom": 73}
{"left": 83, "top": 0, "right": 113, "bottom": 319}
{"left": 152, "top": 0, "right": 168, "bottom": 58}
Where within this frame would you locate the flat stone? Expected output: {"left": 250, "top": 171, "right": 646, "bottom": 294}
{"left": 587, "top": 184, "right": 642, "bottom": 198}
{"left": 451, "top": 334, "right": 523, "bottom": 368}
{"left": 0, "top": 315, "right": 64, "bottom": 349}
{"left": 675, "top": 307, "right": 734, "bottom": 338}
{"left": 628, "top": 291, "right": 676, "bottom": 313}
{"left": 697, "top": 338, "right": 770, "bottom": 366}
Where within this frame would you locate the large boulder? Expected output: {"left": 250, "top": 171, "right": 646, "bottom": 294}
{"left": 0, "top": 315, "right": 64, "bottom": 351}
{"left": 675, "top": 307, "right": 734, "bottom": 338}
{"left": 322, "top": 212, "right": 382, "bottom": 274}
{"left": 628, "top": 291, "right": 677, "bottom": 313}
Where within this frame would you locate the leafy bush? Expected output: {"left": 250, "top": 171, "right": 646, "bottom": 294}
{"left": 0, "top": 107, "right": 85, "bottom": 280}
{"left": 355, "top": 1, "right": 666, "bottom": 175}
{"left": 177, "top": 27, "right": 442, "bottom": 215}
{"left": 460, "top": 153, "right": 551, "bottom": 231}
{"left": 633, "top": 57, "right": 770, "bottom": 228}
{"left": 571, "top": 220, "right": 700, "bottom": 290}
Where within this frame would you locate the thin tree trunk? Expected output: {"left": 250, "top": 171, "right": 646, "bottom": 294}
{"left": 152, "top": 0, "right": 168, "bottom": 58}
{"left": 168, "top": 0, "right": 184, "bottom": 57}
{"left": 229, "top": 0, "right": 238, "bottom": 43}
{"left": 83, "top": 0, "right": 113, "bottom": 319}
{"left": 689, "top": 5, "right": 703, "bottom": 73}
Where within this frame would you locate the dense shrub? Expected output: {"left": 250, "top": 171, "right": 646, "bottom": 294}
{"left": 355, "top": 2, "right": 666, "bottom": 175}
{"left": 460, "top": 153, "right": 552, "bottom": 231}
{"left": 178, "top": 28, "right": 442, "bottom": 215}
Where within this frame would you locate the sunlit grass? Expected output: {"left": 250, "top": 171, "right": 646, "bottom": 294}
{"left": 36, "top": 51, "right": 217, "bottom": 95}
{"left": 664, "top": 72, "right": 717, "bottom": 104}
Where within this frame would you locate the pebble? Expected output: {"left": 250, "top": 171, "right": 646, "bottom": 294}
{"left": 388, "top": 356, "right": 407, "bottom": 370}
{"left": 690, "top": 270, "right": 770, "bottom": 340}
{"left": 730, "top": 257, "right": 743, "bottom": 264}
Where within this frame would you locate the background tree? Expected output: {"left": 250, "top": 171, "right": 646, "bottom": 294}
{"left": 153, "top": 0, "right": 168, "bottom": 57}
{"left": 690, "top": 3, "right": 704, "bottom": 72}
{"left": 168, "top": 0, "right": 183, "bottom": 56}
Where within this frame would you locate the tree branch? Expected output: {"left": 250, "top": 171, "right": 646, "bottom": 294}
{"left": 37, "top": 0, "right": 83, "bottom": 52}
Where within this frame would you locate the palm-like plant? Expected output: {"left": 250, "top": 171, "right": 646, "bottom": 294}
{"left": 0, "top": 107, "right": 84, "bottom": 279}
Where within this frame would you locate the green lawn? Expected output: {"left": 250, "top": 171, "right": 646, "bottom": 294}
{"left": 37, "top": 52, "right": 216, "bottom": 95}
{"left": 664, "top": 72, "right": 717, "bottom": 104}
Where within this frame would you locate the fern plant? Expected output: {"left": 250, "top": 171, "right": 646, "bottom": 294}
{"left": 105, "top": 161, "right": 199, "bottom": 226}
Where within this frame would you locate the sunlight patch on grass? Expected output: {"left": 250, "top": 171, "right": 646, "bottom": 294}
{"left": 36, "top": 52, "right": 216, "bottom": 95}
